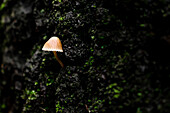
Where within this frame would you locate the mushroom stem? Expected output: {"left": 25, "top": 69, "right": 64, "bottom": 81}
{"left": 53, "top": 51, "right": 64, "bottom": 68}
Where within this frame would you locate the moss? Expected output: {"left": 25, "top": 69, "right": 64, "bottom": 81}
{"left": 1, "top": 0, "right": 170, "bottom": 113}
{"left": 56, "top": 101, "right": 64, "bottom": 112}
{"left": 0, "top": 0, "right": 8, "bottom": 11}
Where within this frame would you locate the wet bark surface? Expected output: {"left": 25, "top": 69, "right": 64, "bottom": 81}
{"left": 0, "top": 0, "right": 170, "bottom": 113}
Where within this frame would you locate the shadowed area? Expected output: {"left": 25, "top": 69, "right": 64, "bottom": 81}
{"left": 0, "top": 0, "right": 170, "bottom": 113}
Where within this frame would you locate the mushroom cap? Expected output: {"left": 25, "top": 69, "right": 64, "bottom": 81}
{"left": 42, "top": 37, "right": 63, "bottom": 52}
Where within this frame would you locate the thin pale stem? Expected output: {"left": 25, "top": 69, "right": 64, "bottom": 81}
{"left": 53, "top": 51, "right": 64, "bottom": 68}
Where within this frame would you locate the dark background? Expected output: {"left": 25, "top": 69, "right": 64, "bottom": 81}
{"left": 0, "top": 0, "right": 170, "bottom": 113}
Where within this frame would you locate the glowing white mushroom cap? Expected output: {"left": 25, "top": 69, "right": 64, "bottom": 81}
{"left": 42, "top": 37, "right": 63, "bottom": 52}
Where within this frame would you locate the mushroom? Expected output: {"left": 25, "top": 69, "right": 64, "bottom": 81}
{"left": 42, "top": 36, "right": 64, "bottom": 68}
